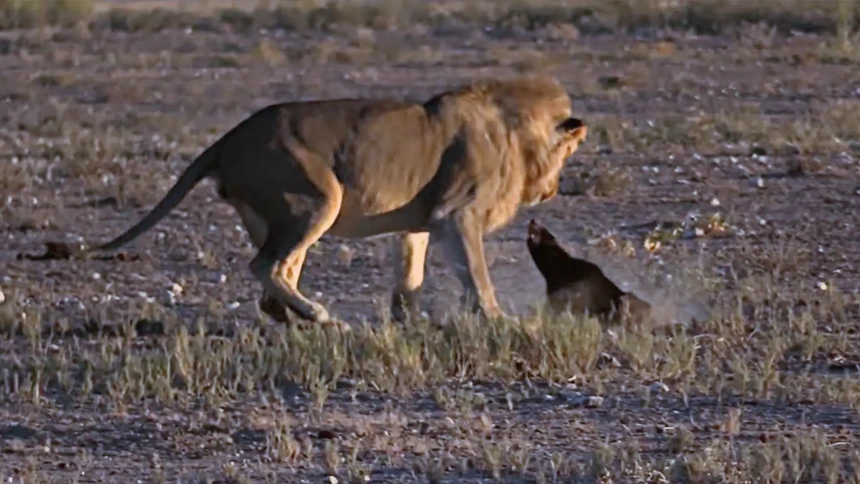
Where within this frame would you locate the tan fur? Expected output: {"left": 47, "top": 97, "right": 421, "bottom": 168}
{"left": 85, "top": 76, "right": 587, "bottom": 325}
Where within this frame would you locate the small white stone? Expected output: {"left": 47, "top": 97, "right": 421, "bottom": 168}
{"left": 649, "top": 382, "right": 670, "bottom": 393}
{"left": 0, "top": 288, "right": 5, "bottom": 305}
{"left": 817, "top": 281, "right": 828, "bottom": 291}
{"left": 92, "top": 272, "right": 101, "bottom": 280}
{"left": 326, "top": 476, "right": 338, "bottom": 484}
{"left": 227, "top": 301, "right": 241, "bottom": 310}
{"left": 710, "top": 198, "right": 721, "bottom": 207}
{"left": 169, "top": 283, "right": 183, "bottom": 295}
{"left": 597, "top": 352, "right": 621, "bottom": 368}
{"left": 336, "top": 244, "right": 353, "bottom": 267}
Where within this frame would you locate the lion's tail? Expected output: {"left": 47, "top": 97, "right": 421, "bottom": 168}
{"left": 86, "top": 143, "right": 220, "bottom": 253}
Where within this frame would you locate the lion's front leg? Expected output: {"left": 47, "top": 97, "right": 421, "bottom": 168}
{"left": 437, "top": 216, "right": 506, "bottom": 320}
{"left": 390, "top": 231, "right": 430, "bottom": 323}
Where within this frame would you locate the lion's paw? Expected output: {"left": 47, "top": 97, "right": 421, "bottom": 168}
{"left": 259, "top": 295, "right": 292, "bottom": 324}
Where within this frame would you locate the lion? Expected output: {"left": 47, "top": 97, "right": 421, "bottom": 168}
{"left": 84, "top": 75, "right": 588, "bottom": 327}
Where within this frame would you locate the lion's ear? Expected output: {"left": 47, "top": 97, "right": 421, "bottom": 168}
{"left": 559, "top": 117, "right": 587, "bottom": 142}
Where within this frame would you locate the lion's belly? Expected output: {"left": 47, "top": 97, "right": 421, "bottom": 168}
{"left": 327, "top": 186, "right": 423, "bottom": 238}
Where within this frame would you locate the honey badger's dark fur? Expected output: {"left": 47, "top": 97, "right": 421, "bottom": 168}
{"left": 526, "top": 219, "right": 650, "bottom": 323}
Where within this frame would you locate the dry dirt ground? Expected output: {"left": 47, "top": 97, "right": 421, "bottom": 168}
{"left": 2, "top": 1, "right": 860, "bottom": 483}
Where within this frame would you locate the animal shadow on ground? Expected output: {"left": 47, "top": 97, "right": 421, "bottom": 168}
{"left": 525, "top": 218, "right": 652, "bottom": 326}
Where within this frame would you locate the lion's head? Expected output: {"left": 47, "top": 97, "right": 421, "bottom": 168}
{"left": 521, "top": 114, "right": 587, "bottom": 207}
{"left": 474, "top": 76, "right": 587, "bottom": 207}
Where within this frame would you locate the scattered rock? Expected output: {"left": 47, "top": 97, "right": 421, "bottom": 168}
{"left": 0, "top": 288, "right": 5, "bottom": 305}
{"left": 17, "top": 241, "right": 83, "bottom": 260}
{"left": 597, "top": 352, "right": 621, "bottom": 369}
{"left": 749, "top": 145, "right": 767, "bottom": 157}
{"left": 134, "top": 319, "right": 165, "bottom": 337}
{"left": 166, "top": 283, "right": 183, "bottom": 306}
{"left": 827, "top": 357, "right": 860, "bottom": 373}
{"left": 0, "top": 424, "right": 38, "bottom": 440}
{"left": 2, "top": 440, "right": 26, "bottom": 454}
{"left": 598, "top": 75, "right": 623, "bottom": 90}
{"left": 78, "top": 318, "right": 165, "bottom": 338}
{"left": 561, "top": 390, "right": 604, "bottom": 408}
{"left": 79, "top": 196, "right": 120, "bottom": 209}
{"left": 336, "top": 244, "right": 353, "bottom": 267}
{"left": 649, "top": 382, "right": 670, "bottom": 394}
{"left": 17, "top": 241, "right": 139, "bottom": 262}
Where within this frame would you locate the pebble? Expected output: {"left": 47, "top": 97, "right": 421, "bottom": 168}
{"left": 749, "top": 176, "right": 764, "bottom": 188}
{"left": 336, "top": 244, "right": 353, "bottom": 267}
{"left": 597, "top": 352, "right": 621, "bottom": 368}
{"left": 649, "top": 382, "right": 670, "bottom": 394}
{"left": 562, "top": 391, "right": 604, "bottom": 408}
{"left": 0, "top": 288, "right": 5, "bottom": 305}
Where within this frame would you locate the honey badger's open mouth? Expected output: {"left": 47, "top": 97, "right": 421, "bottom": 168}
{"left": 527, "top": 219, "right": 540, "bottom": 240}
{"left": 527, "top": 219, "right": 554, "bottom": 245}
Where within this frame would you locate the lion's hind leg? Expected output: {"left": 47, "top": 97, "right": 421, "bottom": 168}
{"left": 233, "top": 202, "right": 293, "bottom": 324}
{"left": 245, "top": 157, "right": 346, "bottom": 328}
{"left": 250, "top": 234, "right": 328, "bottom": 324}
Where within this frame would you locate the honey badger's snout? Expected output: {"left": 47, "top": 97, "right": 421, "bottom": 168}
{"left": 527, "top": 219, "right": 554, "bottom": 246}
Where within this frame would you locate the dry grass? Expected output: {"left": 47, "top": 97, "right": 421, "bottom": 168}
{"left": 1, "top": 0, "right": 860, "bottom": 481}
